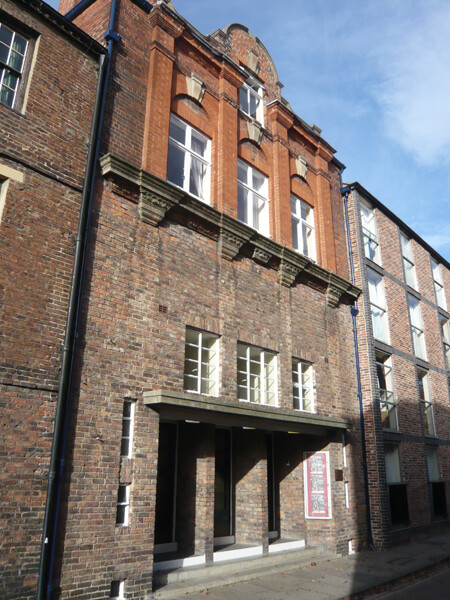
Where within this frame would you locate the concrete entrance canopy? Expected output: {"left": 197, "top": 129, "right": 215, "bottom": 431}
{"left": 144, "top": 390, "right": 349, "bottom": 435}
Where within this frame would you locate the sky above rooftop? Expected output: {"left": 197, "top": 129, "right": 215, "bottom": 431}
{"left": 49, "top": 0, "right": 450, "bottom": 260}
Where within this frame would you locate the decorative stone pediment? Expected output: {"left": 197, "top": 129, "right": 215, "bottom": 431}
{"left": 99, "top": 153, "right": 361, "bottom": 308}
{"left": 247, "top": 120, "right": 262, "bottom": 145}
{"left": 295, "top": 156, "right": 308, "bottom": 179}
{"left": 186, "top": 73, "right": 205, "bottom": 103}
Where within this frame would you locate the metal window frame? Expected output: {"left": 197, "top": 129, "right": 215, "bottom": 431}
{"left": 237, "top": 343, "right": 277, "bottom": 406}
{"left": 184, "top": 328, "right": 219, "bottom": 396}
{"left": 292, "top": 359, "right": 314, "bottom": 412}
{"left": 120, "top": 400, "right": 135, "bottom": 458}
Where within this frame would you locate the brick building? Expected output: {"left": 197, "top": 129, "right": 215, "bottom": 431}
{"left": 345, "top": 182, "right": 450, "bottom": 549}
{"left": 0, "top": 1, "right": 105, "bottom": 598}
{"left": 2, "top": 0, "right": 448, "bottom": 599}
{"left": 1, "top": 0, "right": 370, "bottom": 597}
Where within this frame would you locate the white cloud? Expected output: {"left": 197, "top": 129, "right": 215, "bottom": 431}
{"left": 373, "top": 2, "right": 450, "bottom": 166}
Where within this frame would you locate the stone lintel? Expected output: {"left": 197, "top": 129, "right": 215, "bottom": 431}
{"left": 143, "top": 390, "right": 350, "bottom": 434}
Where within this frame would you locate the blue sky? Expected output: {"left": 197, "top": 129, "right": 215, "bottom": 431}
{"left": 50, "top": 0, "right": 450, "bottom": 259}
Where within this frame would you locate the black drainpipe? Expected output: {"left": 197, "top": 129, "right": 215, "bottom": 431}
{"left": 339, "top": 172, "right": 375, "bottom": 550}
{"left": 37, "top": 1, "right": 121, "bottom": 597}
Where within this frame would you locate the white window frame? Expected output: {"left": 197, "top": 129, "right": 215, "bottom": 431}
{"left": 292, "top": 359, "right": 314, "bottom": 412}
{"left": 184, "top": 328, "right": 219, "bottom": 396}
{"left": 290, "top": 195, "right": 316, "bottom": 260}
{"left": 120, "top": 400, "right": 135, "bottom": 458}
{"left": 0, "top": 22, "right": 28, "bottom": 109}
{"left": 367, "top": 269, "right": 389, "bottom": 343}
{"left": 237, "top": 343, "right": 277, "bottom": 406}
{"left": 167, "top": 113, "right": 211, "bottom": 203}
{"left": 417, "top": 369, "right": 435, "bottom": 436}
{"left": 408, "top": 294, "right": 427, "bottom": 359}
{"left": 110, "top": 580, "right": 125, "bottom": 600}
{"left": 376, "top": 353, "right": 398, "bottom": 430}
{"left": 400, "top": 233, "right": 418, "bottom": 290}
{"left": 431, "top": 259, "right": 447, "bottom": 310}
{"left": 237, "top": 160, "right": 269, "bottom": 235}
{"left": 239, "top": 77, "right": 264, "bottom": 125}
{"left": 116, "top": 485, "right": 130, "bottom": 527}
{"left": 360, "top": 201, "right": 380, "bottom": 263}
{"left": 439, "top": 315, "right": 450, "bottom": 370}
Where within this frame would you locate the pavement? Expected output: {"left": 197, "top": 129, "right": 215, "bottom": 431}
{"left": 179, "top": 529, "right": 450, "bottom": 600}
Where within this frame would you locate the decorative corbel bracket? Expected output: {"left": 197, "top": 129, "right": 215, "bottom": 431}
{"left": 220, "top": 214, "right": 253, "bottom": 261}
{"left": 324, "top": 272, "right": 360, "bottom": 308}
{"left": 252, "top": 236, "right": 282, "bottom": 265}
{"left": 279, "top": 248, "right": 309, "bottom": 287}
{"left": 139, "top": 170, "right": 184, "bottom": 226}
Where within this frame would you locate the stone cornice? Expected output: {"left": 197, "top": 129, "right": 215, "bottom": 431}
{"left": 99, "top": 153, "right": 360, "bottom": 308}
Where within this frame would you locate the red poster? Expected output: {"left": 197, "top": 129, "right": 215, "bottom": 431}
{"left": 304, "top": 451, "right": 331, "bottom": 519}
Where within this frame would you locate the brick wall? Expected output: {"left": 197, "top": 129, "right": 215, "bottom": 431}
{"left": 0, "top": 2, "right": 101, "bottom": 598}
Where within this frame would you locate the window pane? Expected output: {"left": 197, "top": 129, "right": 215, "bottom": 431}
{"left": 426, "top": 448, "right": 440, "bottom": 481}
{"left": 12, "top": 33, "right": 27, "bottom": 56}
{"left": 191, "top": 130, "right": 207, "bottom": 157}
{"left": 384, "top": 446, "right": 401, "bottom": 483}
{"left": 249, "top": 91, "right": 259, "bottom": 119}
{"left": 169, "top": 117, "right": 185, "bottom": 144}
{"left": 0, "top": 25, "right": 13, "bottom": 47}
{"left": 167, "top": 142, "right": 185, "bottom": 188}
{"left": 252, "top": 170, "right": 265, "bottom": 193}
{"left": 291, "top": 217, "right": 299, "bottom": 251}
{"left": 301, "top": 223, "right": 310, "bottom": 256}
{"left": 120, "top": 438, "right": 129, "bottom": 457}
{"left": 239, "top": 86, "right": 248, "bottom": 114}
{"left": 238, "top": 184, "right": 248, "bottom": 224}
{"left": 0, "top": 83, "right": 14, "bottom": 107}
{"left": 9, "top": 49, "right": 24, "bottom": 72}
{"left": 238, "top": 162, "right": 247, "bottom": 183}
{"left": 189, "top": 155, "right": 207, "bottom": 199}
{"left": 0, "top": 42, "right": 9, "bottom": 64}
{"left": 404, "top": 260, "right": 416, "bottom": 288}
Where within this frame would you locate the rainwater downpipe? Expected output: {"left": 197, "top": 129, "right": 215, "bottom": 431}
{"left": 37, "top": 1, "right": 121, "bottom": 598}
{"left": 340, "top": 172, "right": 375, "bottom": 550}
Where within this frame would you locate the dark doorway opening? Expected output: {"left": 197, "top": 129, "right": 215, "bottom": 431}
{"left": 214, "top": 429, "right": 233, "bottom": 541}
{"left": 154, "top": 422, "right": 178, "bottom": 547}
